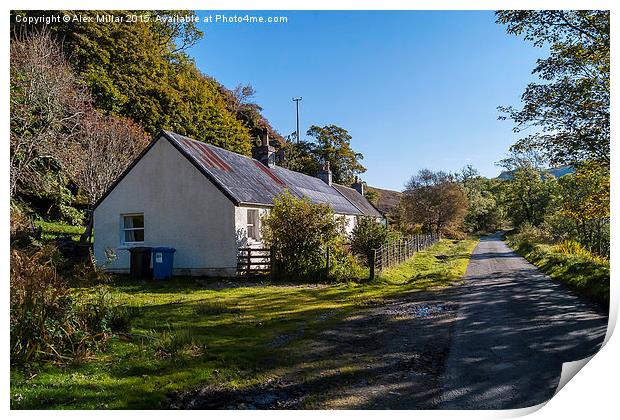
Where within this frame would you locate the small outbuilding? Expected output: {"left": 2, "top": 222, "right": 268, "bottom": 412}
{"left": 93, "top": 130, "right": 384, "bottom": 276}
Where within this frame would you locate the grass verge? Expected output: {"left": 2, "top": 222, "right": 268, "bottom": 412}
{"left": 10, "top": 238, "right": 478, "bottom": 409}
{"left": 35, "top": 220, "right": 87, "bottom": 242}
{"left": 507, "top": 239, "right": 609, "bottom": 305}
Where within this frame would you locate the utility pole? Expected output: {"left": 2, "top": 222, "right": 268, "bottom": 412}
{"left": 292, "top": 97, "right": 302, "bottom": 143}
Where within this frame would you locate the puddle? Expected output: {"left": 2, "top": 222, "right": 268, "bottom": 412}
{"left": 383, "top": 303, "right": 457, "bottom": 318}
{"left": 410, "top": 304, "right": 456, "bottom": 317}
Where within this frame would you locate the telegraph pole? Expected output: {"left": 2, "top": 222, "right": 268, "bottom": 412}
{"left": 292, "top": 97, "right": 302, "bottom": 143}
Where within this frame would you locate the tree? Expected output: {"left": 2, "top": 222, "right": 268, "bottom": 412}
{"left": 261, "top": 192, "right": 345, "bottom": 278}
{"left": 10, "top": 28, "right": 90, "bottom": 199}
{"left": 402, "top": 169, "right": 468, "bottom": 236}
{"left": 276, "top": 138, "right": 320, "bottom": 175}
{"left": 306, "top": 125, "right": 366, "bottom": 184}
{"left": 62, "top": 112, "right": 149, "bottom": 242}
{"left": 457, "top": 166, "right": 503, "bottom": 233}
{"left": 499, "top": 165, "right": 557, "bottom": 227}
{"left": 553, "top": 161, "right": 609, "bottom": 255}
{"left": 497, "top": 11, "right": 610, "bottom": 167}
{"left": 13, "top": 10, "right": 252, "bottom": 155}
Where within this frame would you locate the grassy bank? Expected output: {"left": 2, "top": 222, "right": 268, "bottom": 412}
{"left": 377, "top": 239, "right": 478, "bottom": 285}
{"left": 34, "top": 220, "right": 87, "bottom": 242}
{"left": 11, "top": 238, "right": 477, "bottom": 409}
{"left": 507, "top": 239, "right": 609, "bottom": 305}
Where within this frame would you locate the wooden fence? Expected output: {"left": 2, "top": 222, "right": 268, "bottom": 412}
{"left": 236, "top": 247, "right": 273, "bottom": 277}
{"left": 369, "top": 233, "right": 440, "bottom": 280}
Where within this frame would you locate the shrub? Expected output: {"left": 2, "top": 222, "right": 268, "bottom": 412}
{"left": 553, "top": 240, "right": 608, "bottom": 265}
{"left": 262, "top": 191, "right": 346, "bottom": 280}
{"left": 350, "top": 217, "right": 390, "bottom": 265}
{"left": 510, "top": 222, "right": 553, "bottom": 245}
{"left": 441, "top": 226, "right": 467, "bottom": 240}
{"left": 10, "top": 245, "right": 130, "bottom": 365}
{"left": 328, "top": 246, "right": 368, "bottom": 282}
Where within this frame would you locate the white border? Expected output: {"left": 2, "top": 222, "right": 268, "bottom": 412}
{"left": 3, "top": 2, "right": 618, "bottom": 419}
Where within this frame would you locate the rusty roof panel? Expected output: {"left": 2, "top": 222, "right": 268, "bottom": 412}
{"left": 162, "top": 131, "right": 371, "bottom": 215}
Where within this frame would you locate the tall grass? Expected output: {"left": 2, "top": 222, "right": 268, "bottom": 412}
{"left": 10, "top": 245, "right": 131, "bottom": 365}
{"left": 508, "top": 236, "right": 609, "bottom": 305}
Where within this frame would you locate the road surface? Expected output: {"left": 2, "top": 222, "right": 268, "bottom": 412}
{"left": 436, "top": 235, "right": 608, "bottom": 409}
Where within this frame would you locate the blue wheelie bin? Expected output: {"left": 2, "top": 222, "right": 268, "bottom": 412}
{"left": 152, "top": 247, "right": 176, "bottom": 280}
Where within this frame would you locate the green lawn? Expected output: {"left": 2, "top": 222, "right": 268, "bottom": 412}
{"left": 10, "top": 238, "right": 478, "bottom": 409}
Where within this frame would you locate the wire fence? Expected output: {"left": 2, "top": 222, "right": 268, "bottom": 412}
{"left": 370, "top": 233, "right": 440, "bottom": 279}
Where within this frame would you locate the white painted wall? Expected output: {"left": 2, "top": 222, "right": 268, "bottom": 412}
{"left": 93, "top": 136, "right": 238, "bottom": 276}
{"left": 341, "top": 214, "right": 357, "bottom": 236}
{"left": 234, "top": 206, "right": 270, "bottom": 248}
{"left": 234, "top": 207, "right": 360, "bottom": 244}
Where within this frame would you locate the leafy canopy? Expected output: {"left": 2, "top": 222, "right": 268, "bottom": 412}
{"left": 403, "top": 169, "right": 468, "bottom": 236}
{"left": 497, "top": 10, "right": 609, "bottom": 166}
{"left": 279, "top": 125, "right": 366, "bottom": 185}
{"left": 14, "top": 10, "right": 252, "bottom": 155}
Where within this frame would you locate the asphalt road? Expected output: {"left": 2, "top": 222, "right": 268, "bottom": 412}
{"left": 436, "top": 235, "right": 609, "bottom": 409}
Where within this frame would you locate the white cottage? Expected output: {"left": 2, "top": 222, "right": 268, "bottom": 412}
{"left": 93, "top": 130, "right": 385, "bottom": 276}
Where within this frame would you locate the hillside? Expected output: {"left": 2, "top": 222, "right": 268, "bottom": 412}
{"left": 497, "top": 166, "right": 574, "bottom": 180}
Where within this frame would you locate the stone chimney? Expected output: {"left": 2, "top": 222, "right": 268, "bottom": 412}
{"left": 352, "top": 175, "right": 365, "bottom": 196}
{"left": 252, "top": 133, "right": 276, "bottom": 167}
{"left": 318, "top": 161, "right": 332, "bottom": 186}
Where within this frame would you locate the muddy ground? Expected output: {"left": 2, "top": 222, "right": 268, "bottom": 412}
{"left": 169, "top": 288, "right": 462, "bottom": 409}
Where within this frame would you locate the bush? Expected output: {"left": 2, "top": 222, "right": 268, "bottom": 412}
{"left": 262, "top": 191, "right": 346, "bottom": 280}
{"left": 328, "top": 246, "right": 368, "bottom": 282}
{"left": 10, "top": 245, "right": 130, "bottom": 365}
{"left": 441, "top": 226, "right": 467, "bottom": 240}
{"left": 510, "top": 222, "right": 553, "bottom": 245}
{"left": 553, "top": 240, "right": 608, "bottom": 265}
{"left": 350, "top": 217, "right": 390, "bottom": 265}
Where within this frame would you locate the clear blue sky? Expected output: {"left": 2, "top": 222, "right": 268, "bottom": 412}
{"left": 187, "top": 10, "right": 545, "bottom": 190}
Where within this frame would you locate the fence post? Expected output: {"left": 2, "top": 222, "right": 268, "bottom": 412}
{"left": 369, "top": 248, "right": 376, "bottom": 280}
{"left": 247, "top": 248, "right": 252, "bottom": 274}
{"left": 325, "top": 247, "right": 331, "bottom": 278}
{"left": 270, "top": 247, "right": 277, "bottom": 280}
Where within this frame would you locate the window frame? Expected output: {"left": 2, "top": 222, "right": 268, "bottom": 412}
{"left": 121, "top": 213, "right": 145, "bottom": 245}
{"left": 246, "top": 209, "right": 260, "bottom": 240}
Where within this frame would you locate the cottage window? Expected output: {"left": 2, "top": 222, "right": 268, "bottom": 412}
{"left": 247, "top": 209, "right": 260, "bottom": 240}
{"left": 122, "top": 214, "right": 144, "bottom": 244}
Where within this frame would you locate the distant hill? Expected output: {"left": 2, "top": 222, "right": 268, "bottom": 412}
{"left": 497, "top": 166, "right": 574, "bottom": 180}
{"left": 367, "top": 186, "right": 402, "bottom": 215}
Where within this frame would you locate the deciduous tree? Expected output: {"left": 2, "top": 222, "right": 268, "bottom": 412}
{"left": 497, "top": 10, "right": 609, "bottom": 166}
{"left": 402, "top": 169, "right": 468, "bottom": 236}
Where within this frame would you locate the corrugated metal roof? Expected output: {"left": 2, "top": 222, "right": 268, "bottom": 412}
{"left": 165, "top": 131, "right": 287, "bottom": 206}
{"left": 163, "top": 131, "right": 380, "bottom": 217}
{"left": 333, "top": 184, "right": 384, "bottom": 218}
{"left": 271, "top": 166, "right": 363, "bottom": 215}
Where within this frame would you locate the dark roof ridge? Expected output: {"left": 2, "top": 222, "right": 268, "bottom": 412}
{"left": 332, "top": 182, "right": 384, "bottom": 218}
